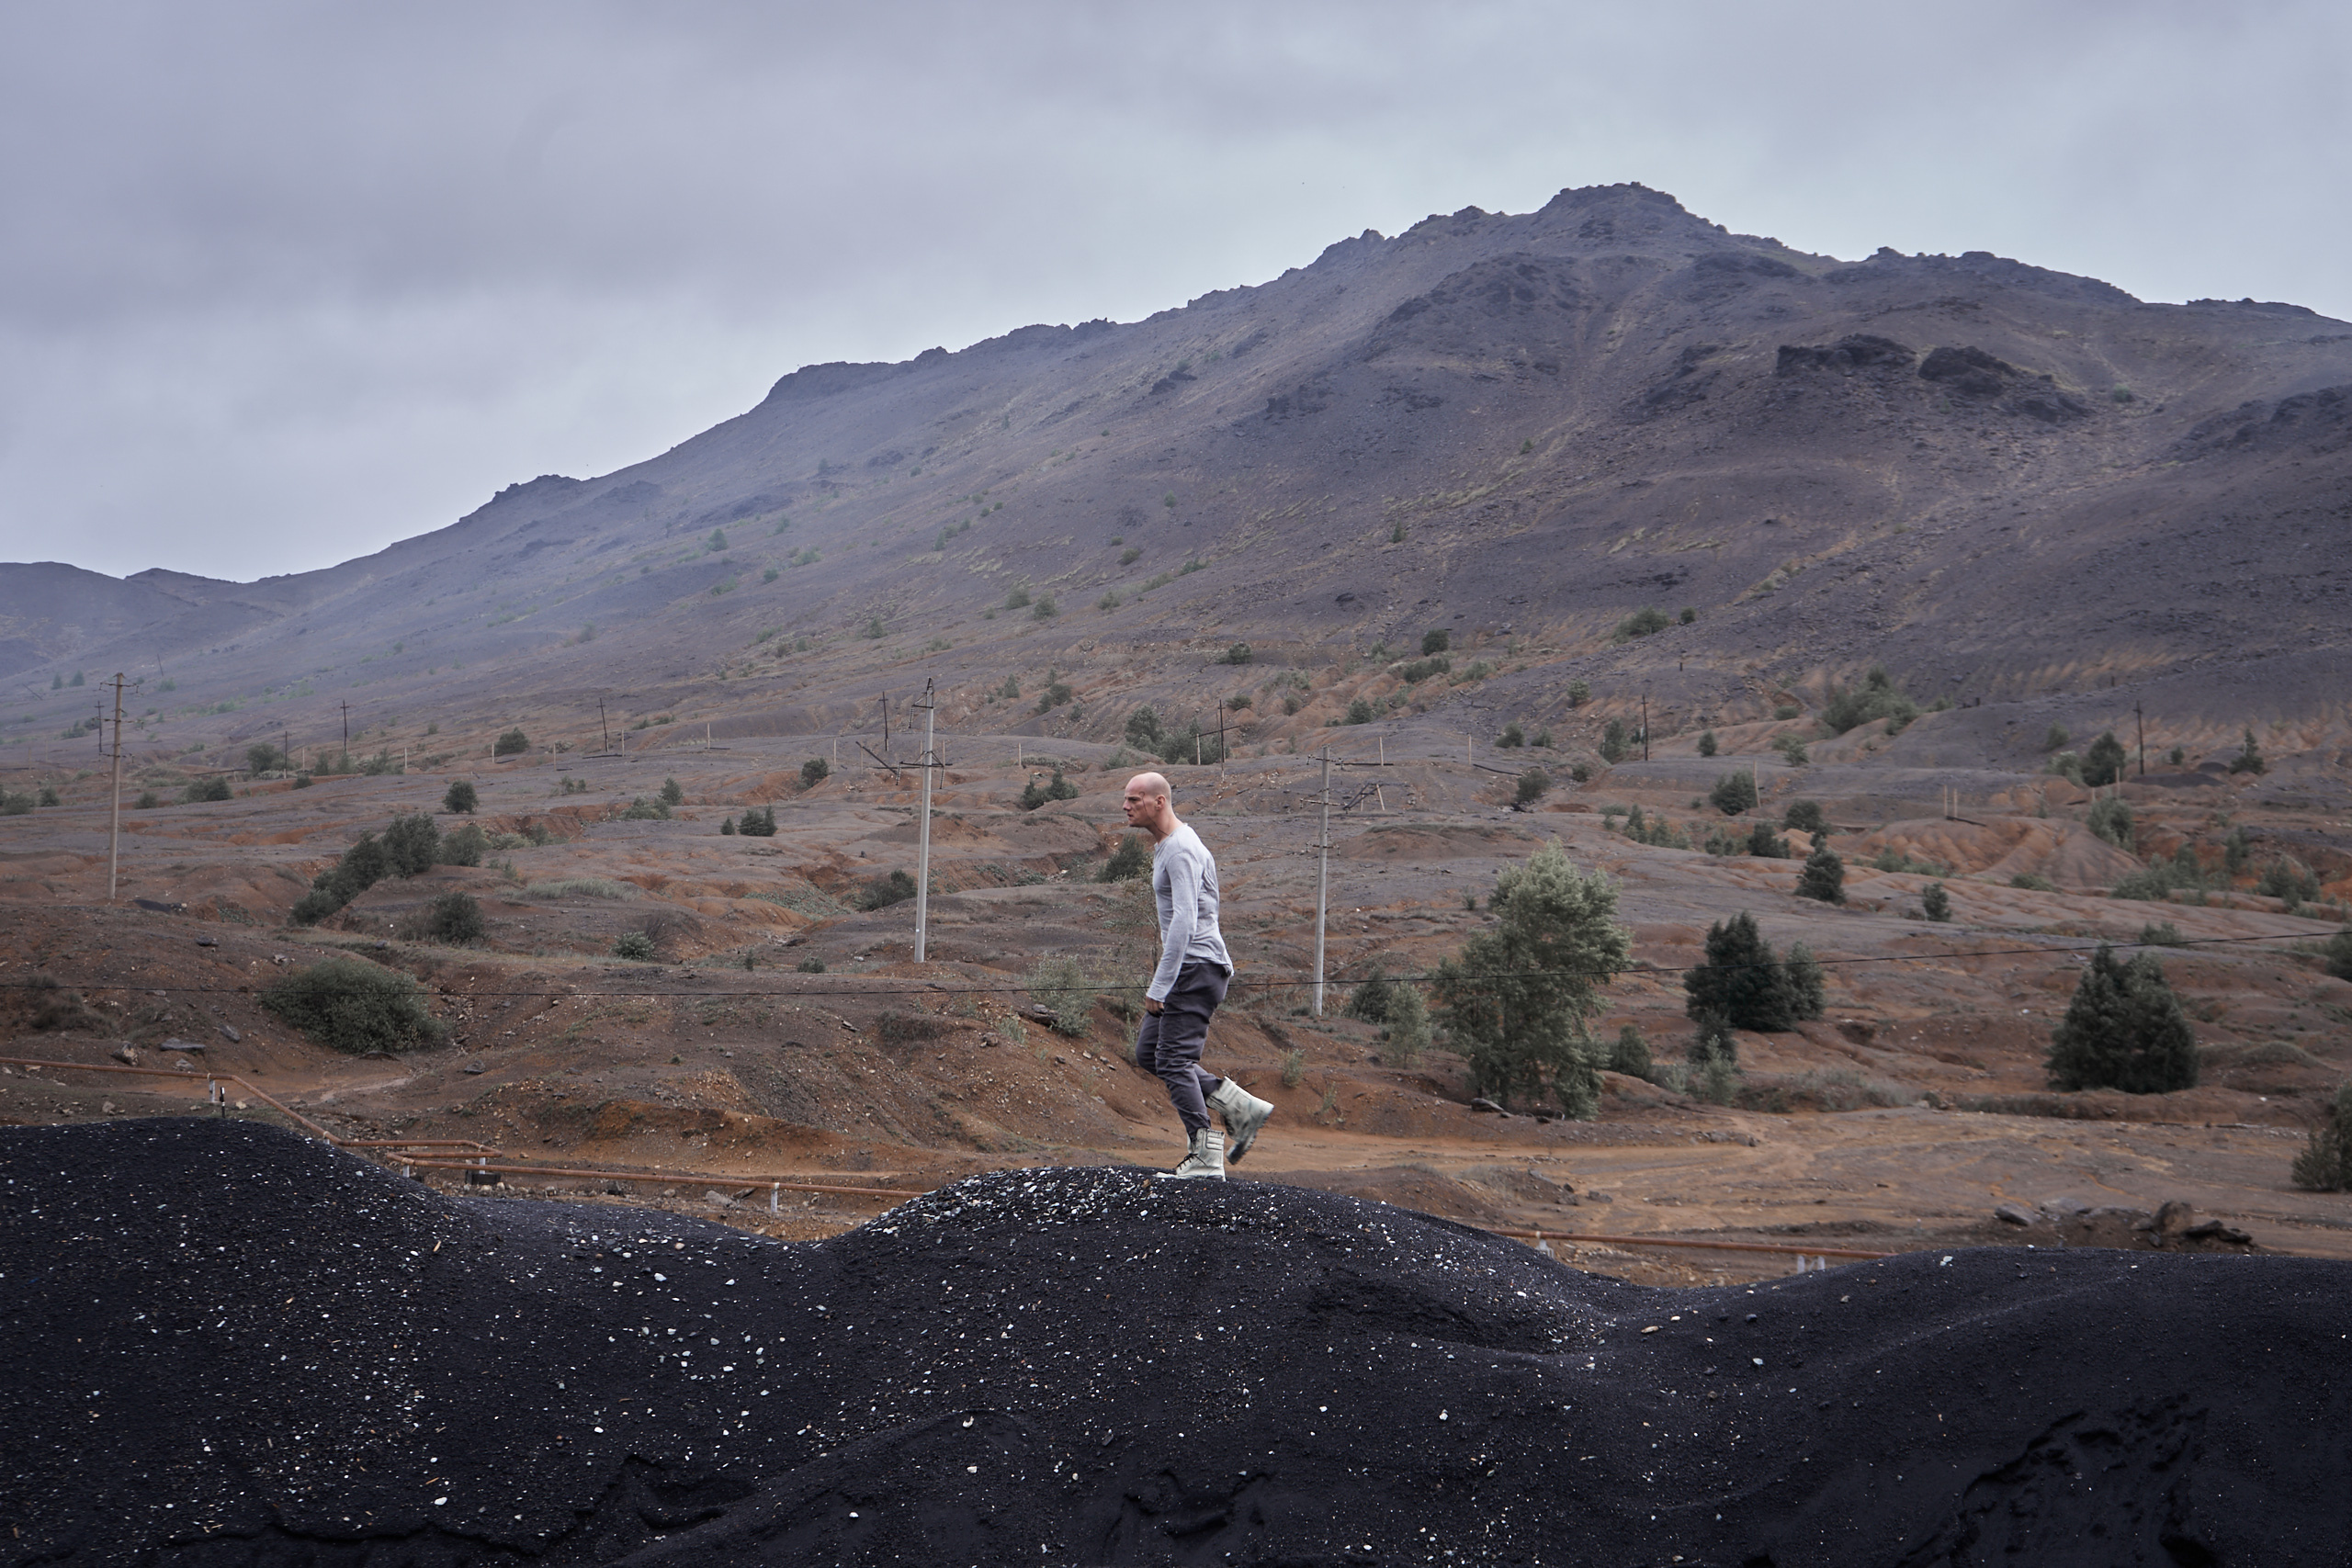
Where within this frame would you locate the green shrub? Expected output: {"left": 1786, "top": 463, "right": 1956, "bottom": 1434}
{"left": 1031, "top": 594, "right": 1057, "bottom": 621}
{"left": 1567, "top": 680, "right": 1591, "bottom": 707}
{"left": 1708, "top": 771, "right": 1758, "bottom": 815}
{"left": 1217, "top": 642, "right": 1252, "bottom": 665}
{"left": 2256, "top": 858, "right": 2320, "bottom": 909}
{"left": 37, "top": 784, "right": 60, "bottom": 807}
{"left": 2010, "top": 873, "right": 2057, "bottom": 892}
{"left": 2290, "top": 1083, "right": 2352, "bottom": 1191}
{"left": 2086, "top": 796, "right": 2134, "bottom": 849}
{"left": 1347, "top": 699, "right": 1375, "bottom": 726}
{"left": 1382, "top": 985, "right": 1431, "bottom": 1065}
{"left": 1747, "top": 821, "right": 1790, "bottom": 859}
{"left": 618, "top": 796, "right": 671, "bottom": 820}
{"left": 244, "top": 742, "right": 284, "bottom": 775}
{"left": 2110, "top": 861, "right": 2200, "bottom": 901}
{"left": 1782, "top": 799, "right": 1828, "bottom": 837}
{"left": 1684, "top": 912, "right": 1822, "bottom": 1032}
{"left": 381, "top": 813, "right": 440, "bottom": 875}
{"left": 739, "top": 805, "right": 777, "bottom": 837}
{"left": 420, "top": 892, "right": 484, "bottom": 945}
{"left": 1608, "top": 1023, "right": 1652, "bottom": 1078}
{"left": 1398, "top": 655, "right": 1452, "bottom": 683}
{"left": 613, "top": 931, "right": 655, "bottom": 961}
{"left": 1820, "top": 667, "right": 1917, "bottom": 736}
{"left": 1497, "top": 720, "right": 1524, "bottom": 748}
{"left": 858, "top": 869, "right": 918, "bottom": 909}
{"left": 260, "top": 958, "right": 444, "bottom": 1054}
{"left": 1514, "top": 769, "right": 1551, "bottom": 808}
{"left": 443, "top": 779, "right": 478, "bottom": 813}
{"left": 2047, "top": 750, "right": 2085, "bottom": 784}
{"left": 659, "top": 777, "right": 685, "bottom": 806}
{"left": 796, "top": 955, "right": 826, "bottom": 973}
{"left": 2045, "top": 945, "right": 2198, "bottom": 1093}
{"left": 1120, "top": 546, "right": 1143, "bottom": 566}
{"left": 1345, "top": 967, "right": 1396, "bottom": 1022}
{"left": 1035, "top": 671, "right": 1074, "bottom": 712}
{"left": 2139, "top": 920, "right": 2187, "bottom": 948}
{"left": 1772, "top": 704, "right": 1800, "bottom": 721}
{"left": 1003, "top": 584, "right": 1032, "bottom": 610}
{"left": 2227, "top": 728, "right": 2265, "bottom": 774}
{"left": 181, "top": 776, "right": 232, "bottom": 804}
{"left": 1697, "top": 729, "right": 1717, "bottom": 758}
{"left": 1770, "top": 733, "right": 1810, "bottom": 766}
{"left": 719, "top": 816, "right": 736, "bottom": 835}
{"left": 2322, "top": 929, "right": 2352, "bottom": 984}
{"left": 438, "top": 822, "right": 486, "bottom": 867}
{"left": 1795, "top": 840, "right": 1846, "bottom": 904}
{"left": 1612, "top": 606, "right": 1672, "bottom": 641}
{"left": 1569, "top": 763, "right": 1591, "bottom": 784}
{"left": 862, "top": 615, "right": 887, "bottom": 639}
{"left": 1024, "top": 957, "right": 1094, "bottom": 1035}
{"left": 1098, "top": 834, "right": 1149, "bottom": 882}
{"left": 1600, "top": 719, "right": 1629, "bottom": 764}
{"left": 1922, "top": 881, "right": 1952, "bottom": 922}
{"left": 800, "top": 758, "right": 830, "bottom": 789}
{"left": 493, "top": 728, "right": 529, "bottom": 757}
{"left": 1420, "top": 629, "right": 1450, "bottom": 656}
{"left": 2084, "top": 731, "right": 2129, "bottom": 787}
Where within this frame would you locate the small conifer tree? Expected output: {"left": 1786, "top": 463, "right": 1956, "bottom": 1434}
{"left": 2044, "top": 945, "right": 2198, "bottom": 1093}
{"left": 2084, "top": 731, "right": 2129, "bottom": 787}
{"left": 442, "top": 779, "right": 478, "bottom": 814}
{"left": 1921, "top": 881, "right": 1952, "bottom": 922}
{"left": 1709, "top": 770, "right": 1758, "bottom": 815}
{"left": 1795, "top": 840, "right": 1846, "bottom": 904}
{"left": 1608, "top": 1023, "right": 1653, "bottom": 1079}
{"left": 1684, "top": 911, "right": 1814, "bottom": 1032}
{"left": 1698, "top": 729, "right": 1718, "bottom": 758}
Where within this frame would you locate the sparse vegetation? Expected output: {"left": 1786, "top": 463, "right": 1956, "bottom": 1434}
{"left": 2087, "top": 795, "right": 2134, "bottom": 849}
{"left": 613, "top": 931, "right": 656, "bottom": 961}
{"left": 1024, "top": 957, "right": 1095, "bottom": 1035}
{"left": 1514, "top": 769, "right": 1551, "bottom": 808}
{"left": 180, "top": 776, "right": 232, "bottom": 804}
{"left": 739, "top": 806, "right": 776, "bottom": 837}
{"left": 1819, "top": 667, "right": 1917, "bottom": 736}
{"left": 857, "top": 869, "right": 919, "bottom": 910}
{"left": 442, "top": 780, "right": 478, "bottom": 813}
{"left": 2290, "top": 1083, "right": 2352, "bottom": 1190}
{"left": 800, "top": 758, "right": 830, "bottom": 789}
{"left": 1216, "top": 642, "right": 1252, "bottom": 665}
{"left": 1567, "top": 681, "right": 1591, "bottom": 707}
{"left": 1770, "top": 733, "right": 1810, "bottom": 766}
{"left": 494, "top": 728, "right": 529, "bottom": 757}
{"left": 2010, "top": 872, "right": 2058, "bottom": 892}
{"left": 2045, "top": 945, "right": 2198, "bottom": 1094}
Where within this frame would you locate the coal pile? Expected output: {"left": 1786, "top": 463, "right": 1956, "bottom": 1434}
{"left": 4, "top": 1121, "right": 2347, "bottom": 1565}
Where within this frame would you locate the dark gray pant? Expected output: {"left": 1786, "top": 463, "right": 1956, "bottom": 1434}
{"left": 1133, "top": 961, "right": 1229, "bottom": 1135}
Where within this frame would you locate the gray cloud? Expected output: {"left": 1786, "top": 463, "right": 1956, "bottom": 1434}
{"left": 5, "top": 0, "right": 2346, "bottom": 580}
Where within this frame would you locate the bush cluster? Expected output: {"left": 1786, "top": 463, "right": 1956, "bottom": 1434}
{"left": 1019, "top": 769, "right": 1080, "bottom": 810}
{"left": 1819, "top": 667, "right": 1917, "bottom": 736}
{"left": 1097, "top": 834, "right": 1150, "bottom": 882}
{"left": 290, "top": 812, "right": 457, "bottom": 925}
{"left": 260, "top": 958, "right": 444, "bottom": 1054}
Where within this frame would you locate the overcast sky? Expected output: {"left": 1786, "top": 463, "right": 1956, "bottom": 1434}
{"left": 6, "top": 1, "right": 2346, "bottom": 583}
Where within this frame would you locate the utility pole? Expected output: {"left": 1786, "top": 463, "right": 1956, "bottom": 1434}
{"left": 913, "top": 681, "right": 936, "bottom": 964}
{"left": 339, "top": 700, "right": 350, "bottom": 767}
{"left": 106, "top": 673, "right": 126, "bottom": 903}
{"left": 1313, "top": 747, "right": 1333, "bottom": 1016}
{"left": 1641, "top": 691, "right": 1650, "bottom": 762}
{"left": 2135, "top": 700, "right": 2145, "bottom": 776}
{"left": 598, "top": 696, "right": 610, "bottom": 755}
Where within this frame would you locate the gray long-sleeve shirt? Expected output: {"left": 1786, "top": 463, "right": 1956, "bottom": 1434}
{"left": 1148, "top": 819, "right": 1232, "bottom": 1001}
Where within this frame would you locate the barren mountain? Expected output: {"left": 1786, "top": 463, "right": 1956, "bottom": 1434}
{"left": 6, "top": 182, "right": 2348, "bottom": 769}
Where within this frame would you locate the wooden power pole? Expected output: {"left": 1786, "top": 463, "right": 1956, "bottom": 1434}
{"left": 912, "top": 681, "right": 937, "bottom": 964}
{"left": 106, "top": 673, "right": 126, "bottom": 903}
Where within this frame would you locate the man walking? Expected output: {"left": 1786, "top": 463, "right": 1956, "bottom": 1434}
{"left": 1121, "top": 770, "right": 1272, "bottom": 1179}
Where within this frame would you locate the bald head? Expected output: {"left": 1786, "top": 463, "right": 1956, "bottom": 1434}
{"left": 1121, "top": 770, "right": 1177, "bottom": 841}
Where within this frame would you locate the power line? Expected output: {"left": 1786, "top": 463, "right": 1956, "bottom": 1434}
{"left": 3, "top": 930, "right": 2325, "bottom": 1004}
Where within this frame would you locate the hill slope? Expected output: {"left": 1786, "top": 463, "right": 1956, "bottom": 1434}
{"left": 6, "top": 182, "right": 2348, "bottom": 770}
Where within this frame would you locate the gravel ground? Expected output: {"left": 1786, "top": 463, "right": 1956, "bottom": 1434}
{"left": 4, "top": 1118, "right": 2347, "bottom": 1565}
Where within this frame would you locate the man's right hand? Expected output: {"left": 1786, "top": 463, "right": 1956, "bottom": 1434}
{"left": 1144, "top": 998, "right": 1164, "bottom": 1015}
